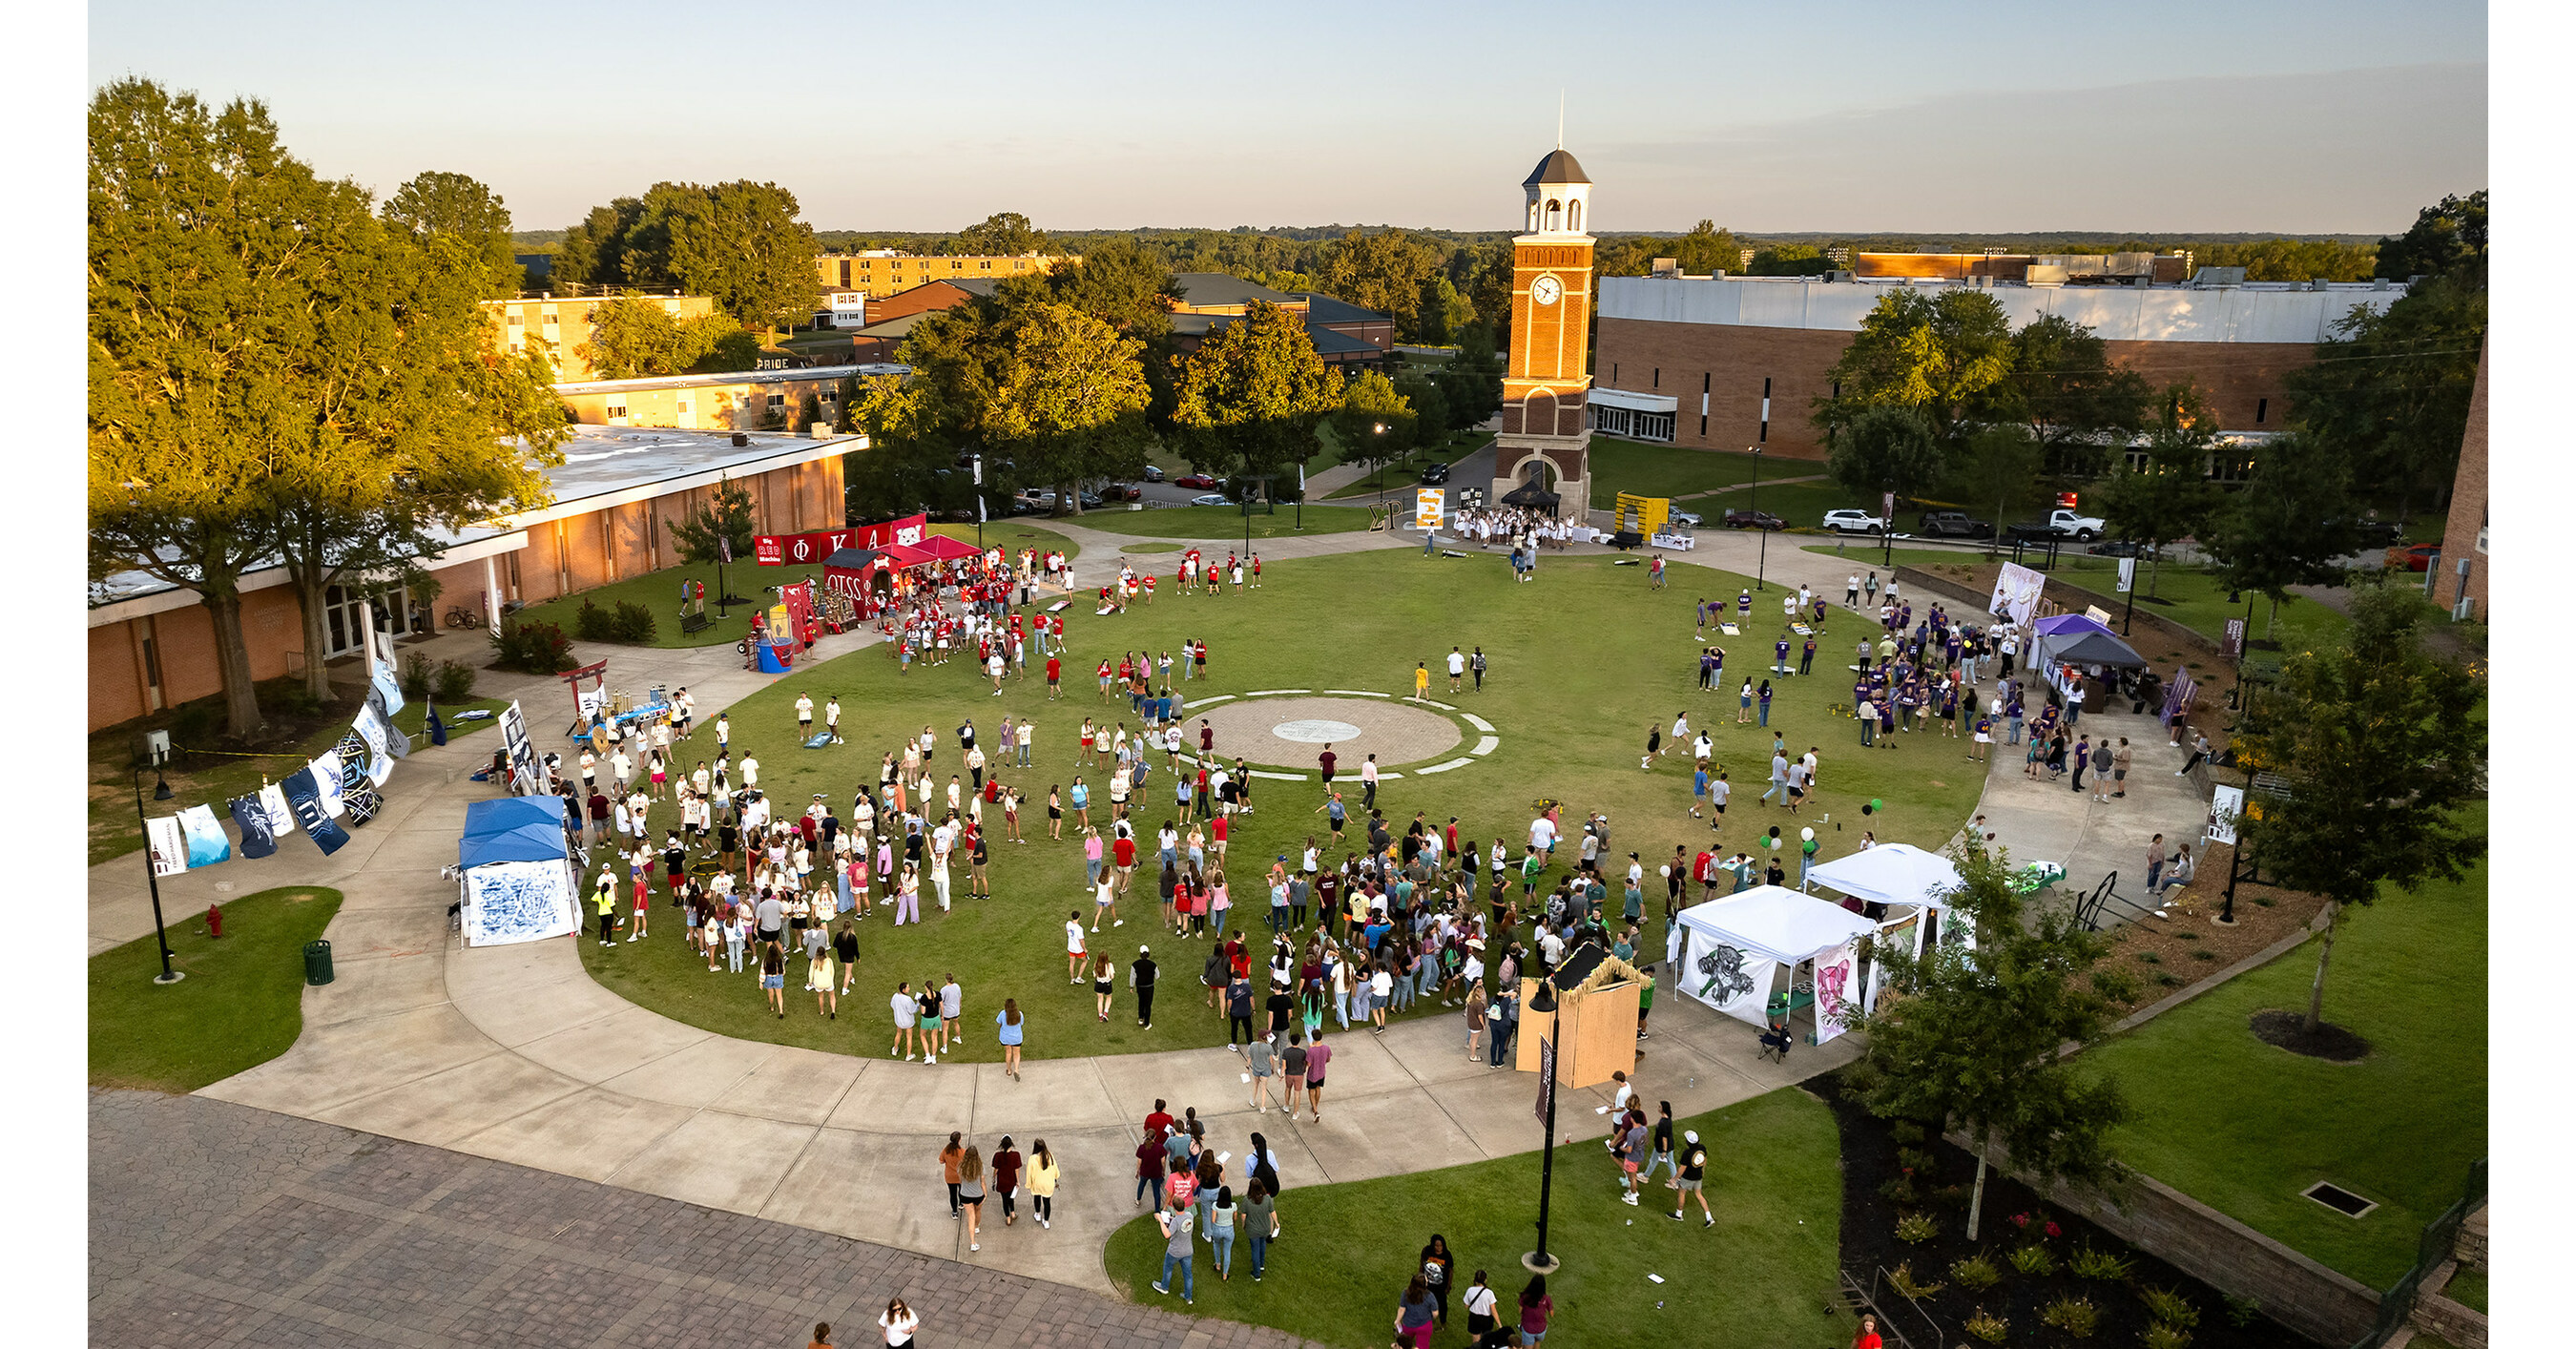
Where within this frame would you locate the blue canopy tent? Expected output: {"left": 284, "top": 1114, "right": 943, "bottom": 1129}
{"left": 457, "top": 796, "right": 580, "bottom": 946}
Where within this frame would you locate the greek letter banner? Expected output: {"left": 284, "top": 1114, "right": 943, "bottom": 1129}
{"left": 281, "top": 768, "right": 352, "bottom": 856}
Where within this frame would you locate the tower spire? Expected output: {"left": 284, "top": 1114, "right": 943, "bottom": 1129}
{"left": 1556, "top": 91, "right": 1564, "bottom": 150}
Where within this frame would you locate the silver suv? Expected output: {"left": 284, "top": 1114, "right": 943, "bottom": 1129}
{"left": 1822, "top": 508, "right": 1886, "bottom": 534}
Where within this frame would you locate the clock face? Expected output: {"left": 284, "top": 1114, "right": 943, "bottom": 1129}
{"left": 1530, "top": 275, "right": 1562, "bottom": 307}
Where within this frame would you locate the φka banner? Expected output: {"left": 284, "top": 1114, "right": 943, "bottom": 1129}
{"left": 756, "top": 513, "right": 927, "bottom": 565}
{"left": 281, "top": 767, "right": 352, "bottom": 856}
{"left": 1681, "top": 928, "right": 1777, "bottom": 1027}
{"left": 1813, "top": 939, "right": 1859, "bottom": 1045}
{"left": 146, "top": 815, "right": 190, "bottom": 877}
{"left": 230, "top": 794, "right": 279, "bottom": 860}
{"left": 1991, "top": 561, "right": 2046, "bottom": 627}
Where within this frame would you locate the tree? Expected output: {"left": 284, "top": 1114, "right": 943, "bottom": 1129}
{"left": 952, "top": 210, "right": 1047, "bottom": 256}
{"left": 1826, "top": 405, "right": 1945, "bottom": 507}
{"left": 2201, "top": 239, "right": 2378, "bottom": 283}
{"left": 1435, "top": 322, "right": 1506, "bottom": 426}
{"left": 2374, "top": 191, "right": 2486, "bottom": 289}
{"left": 2091, "top": 384, "right": 2223, "bottom": 595}
{"left": 2202, "top": 433, "right": 2361, "bottom": 637}
{"left": 1417, "top": 274, "right": 1475, "bottom": 347}
{"left": 1452, "top": 241, "right": 1515, "bottom": 352}
{"left": 666, "top": 474, "right": 757, "bottom": 566}
{"left": 1813, "top": 288, "right": 2016, "bottom": 449}
{"left": 567, "top": 182, "right": 820, "bottom": 331}
{"left": 1329, "top": 370, "right": 1417, "bottom": 491}
{"left": 1852, "top": 840, "right": 2130, "bottom": 1240}
{"left": 2233, "top": 575, "right": 2484, "bottom": 1036}
{"left": 551, "top": 197, "right": 643, "bottom": 295}
{"left": 1993, "top": 314, "right": 2150, "bottom": 478}
{"left": 1319, "top": 230, "right": 1442, "bottom": 342}
{"left": 2285, "top": 278, "right": 2486, "bottom": 522}
{"left": 1171, "top": 301, "right": 1340, "bottom": 492}
{"left": 975, "top": 302, "right": 1153, "bottom": 513}
{"left": 1006, "top": 237, "right": 1181, "bottom": 431}
{"left": 1747, "top": 243, "right": 1834, "bottom": 277}
{"left": 1669, "top": 219, "right": 1744, "bottom": 276}
{"left": 1950, "top": 425, "right": 2043, "bottom": 557}
{"left": 1393, "top": 371, "right": 1452, "bottom": 441}
{"left": 382, "top": 170, "right": 522, "bottom": 297}
{"left": 582, "top": 296, "right": 740, "bottom": 379}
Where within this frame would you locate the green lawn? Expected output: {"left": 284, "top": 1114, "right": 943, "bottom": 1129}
{"left": 2443, "top": 1268, "right": 2486, "bottom": 1314}
{"left": 1818, "top": 547, "right": 2355, "bottom": 654}
{"left": 1319, "top": 428, "right": 1497, "bottom": 500}
{"left": 509, "top": 524, "right": 1088, "bottom": 650}
{"left": 1063, "top": 505, "right": 1379, "bottom": 539}
{"left": 579, "top": 547, "right": 1987, "bottom": 1063}
{"left": 1104, "top": 1088, "right": 1850, "bottom": 1349}
{"left": 90, "top": 885, "right": 346, "bottom": 1092}
{"left": 1587, "top": 442, "right": 1781, "bottom": 508}
{"left": 2078, "top": 805, "right": 2487, "bottom": 1288}
{"left": 88, "top": 695, "right": 507, "bottom": 867}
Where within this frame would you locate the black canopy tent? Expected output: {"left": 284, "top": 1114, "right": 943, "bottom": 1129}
{"left": 1502, "top": 482, "right": 1562, "bottom": 514}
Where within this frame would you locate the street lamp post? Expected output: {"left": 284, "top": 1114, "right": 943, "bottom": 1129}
{"left": 1881, "top": 480, "right": 1895, "bottom": 571}
{"left": 1372, "top": 423, "right": 1389, "bottom": 518}
{"left": 133, "top": 763, "right": 184, "bottom": 986}
{"left": 1749, "top": 446, "right": 1768, "bottom": 591}
{"left": 1524, "top": 979, "right": 1565, "bottom": 1276}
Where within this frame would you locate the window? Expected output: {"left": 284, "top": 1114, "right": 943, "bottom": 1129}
{"left": 1652, "top": 368, "right": 1660, "bottom": 389}
{"left": 1590, "top": 405, "right": 1674, "bottom": 444}
{"left": 1568, "top": 199, "right": 1581, "bottom": 232}
{"left": 606, "top": 403, "right": 627, "bottom": 421}
{"left": 767, "top": 393, "right": 786, "bottom": 411}
{"left": 506, "top": 312, "right": 522, "bottom": 324}
{"left": 1545, "top": 199, "right": 1562, "bottom": 231}
{"left": 2255, "top": 397, "right": 2269, "bottom": 425}
{"left": 980, "top": 259, "right": 992, "bottom": 270}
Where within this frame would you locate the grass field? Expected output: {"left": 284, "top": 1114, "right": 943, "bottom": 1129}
{"left": 2078, "top": 805, "right": 2487, "bottom": 1288}
{"left": 1818, "top": 547, "right": 2356, "bottom": 654}
{"left": 90, "top": 886, "right": 345, "bottom": 1092}
{"left": 1586, "top": 442, "right": 1776, "bottom": 508}
{"left": 88, "top": 695, "right": 507, "bottom": 866}
{"left": 576, "top": 544, "right": 1987, "bottom": 1064}
{"left": 1058, "top": 504, "right": 1379, "bottom": 539}
{"left": 1103, "top": 1087, "right": 1850, "bottom": 1348}
{"left": 509, "top": 524, "right": 1088, "bottom": 650}
{"left": 1319, "top": 428, "right": 1497, "bottom": 500}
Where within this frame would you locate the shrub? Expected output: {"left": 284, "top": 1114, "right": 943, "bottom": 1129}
{"left": 273, "top": 685, "right": 322, "bottom": 717}
{"left": 2155, "top": 971, "right": 2184, "bottom": 986}
{"left": 611, "top": 600, "right": 657, "bottom": 642}
{"left": 2192, "top": 949, "right": 2216, "bottom": 962}
{"left": 433, "top": 659, "right": 478, "bottom": 703}
{"left": 2143, "top": 1324, "right": 2192, "bottom": 1349}
{"left": 1886, "top": 1120, "right": 1926, "bottom": 1145}
{"left": 2136, "top": 950, "right": 2163, "bottom": 965}
{"left": 2223, "top": 1294, "right": 2262, "bottom": 1327}
{"left": 1887, "top": 1261, "right": 1943, "bottom": 1298}
{"left": 168, "top": 701, "right": 219, "bottom": 747}
{"left": 490, "top": 618, "right": 575, "bottom": 674}
{"left": 2139, "top": 1286, "right": 2198, "bottom": 1327}
{"left": 1949, "top": 1253, "right": 2002, "bottom": 1291}
{"left": 2090, "top": 965, "right": 2144, "bottom": 1003}
{"left": 2039, "top": 1295, "right": 2102, "bottom": 1338}
{"left": 1930, "top": 1183, "right": 1970, "bottom": 1211}
{"left": 1879, "top": 1175, "right": 1920, "bottom": 1205}
{"left": 1896, "top": 1146, "right": 1938, "bottom": 1174}
{"left": 399, "top": 652, "right": 436, "bottom": 699}
{"left": 1894, "top": 1213, "right": 1939, "bottom": 1244}
{"left": 2007, "top": 1244, "right": 2056, "bottom": 1276}
{"left": 573, "top": 598, "right": 614, "bottom": 641}
{"left": 2067, "top": 1245, "right": 2134, "bottom": 1281}
{"left": 1963, "top": 1308, "right": 2008, "bottom": 1344}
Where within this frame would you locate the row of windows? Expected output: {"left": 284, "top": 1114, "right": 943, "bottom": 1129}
{"left": 1592, "top": 405, "right": 1674, "bottom": 443}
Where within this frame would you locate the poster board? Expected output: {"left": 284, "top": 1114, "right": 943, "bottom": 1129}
{"left": 1991, "top": 561, "right": 2046, "bottom": 626}
{"left": 1415, "top": 488, "right": 1445, "bottom": 529}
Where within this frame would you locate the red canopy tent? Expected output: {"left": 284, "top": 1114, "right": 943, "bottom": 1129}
{"left": 876, "top": 542, "right": 937, "bottom": 569}
{"left": 916, "top": 534, "right": 980, "bottom": 562}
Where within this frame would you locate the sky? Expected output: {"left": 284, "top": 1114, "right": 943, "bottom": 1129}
{"left": 88, "top": 0, "right": 2488, "bottom": 237}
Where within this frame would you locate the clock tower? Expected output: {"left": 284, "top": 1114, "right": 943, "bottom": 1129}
{"left": 1489, "top": 147, "right": 1596, "bottom": 516}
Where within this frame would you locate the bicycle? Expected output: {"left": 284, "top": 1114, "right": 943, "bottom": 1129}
{"left": 445, "top": 605, "right": 485, "bottom": 629}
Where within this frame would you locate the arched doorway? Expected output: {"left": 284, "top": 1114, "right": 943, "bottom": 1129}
{"left": 1518, "top": 457, "right": 1559, "bottom": 492}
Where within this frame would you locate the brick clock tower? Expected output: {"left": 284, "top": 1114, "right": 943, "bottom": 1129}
{"left": 1488, "top": 147, "right": 1595, "bottom": 516}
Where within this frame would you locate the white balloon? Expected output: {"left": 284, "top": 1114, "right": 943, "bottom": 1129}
{"left": 1801, "top": 827, "right": 1816, "bottom": 841}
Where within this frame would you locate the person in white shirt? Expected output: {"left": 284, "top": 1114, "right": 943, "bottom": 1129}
{"left": 740, "top": 755, "right": 759, "bottom": 789}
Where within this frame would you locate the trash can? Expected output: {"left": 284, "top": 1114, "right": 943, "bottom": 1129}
{"left": 303, "top": 939, "right": 334, "bottom": 986}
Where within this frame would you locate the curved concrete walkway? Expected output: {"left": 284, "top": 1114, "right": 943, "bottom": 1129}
{"left": 106, "top": 525, "right": 1873, "bottom": 1297}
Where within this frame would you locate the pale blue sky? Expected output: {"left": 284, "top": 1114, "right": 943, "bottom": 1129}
{"left": 90, "top": 0, "right": 2487, "bottom": 235}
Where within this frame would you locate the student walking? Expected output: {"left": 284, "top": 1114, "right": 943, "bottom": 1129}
{"left": 877, "top": 1299, "right": 919, "bottom": 1349}
{"left": 957, "top": 1145, "right": 987, "bottom": 1251}
{"left": 1027, "top": 1138, "right": 1061, "bottom": 1229}
{"left": 1672, "top": 1129, "right": 1714, "bottom": 1227}
{"left": 996, "top": 998, "right": 1026, "bottom": 1080}
{"left": 1153, "top": 1194, "right": 1196, "bottom": 1304}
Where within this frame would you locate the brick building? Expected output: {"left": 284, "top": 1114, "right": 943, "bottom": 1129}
{"left": 483, "top": 293, "right": 716, "bottom": 382}
{"left": 1592, "top": 270, "right": 2414, "bottom": 461}
{"left": 88, "top": 427, "right": 857, "bottom": 732}
{"left": 812, "top": 251, "right": 1062, "bottom": 294}
{"left": 2437, "top": 337, "right": 2489, "bottom": 620}
{"left": 553, "top": 363, "right": 904, "bottom": 431}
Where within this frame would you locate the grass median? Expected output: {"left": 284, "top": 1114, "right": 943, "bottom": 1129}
{"left": 90, "top": 886, "right": 345, "bottom": 1092}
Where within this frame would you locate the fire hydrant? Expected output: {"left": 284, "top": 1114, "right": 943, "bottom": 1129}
{"left": 206, "top": 904, "right": 224, "bottom": 939}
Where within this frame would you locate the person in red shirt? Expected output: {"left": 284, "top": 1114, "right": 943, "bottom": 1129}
{"left": 1852, "top": 1314, "right": 1882, "bottom": 1349}
{"left": 1210, "top": 812, "right": 1228, "bottom": 863}
{"left": 1112, "top": 829, "right": 1138, "bottom": 896}
{"left": 1249, "top": 553, "right": 1261, "bottom": 588}
{"left": 1046, "top": 654, "right": 1063, "bottom": 700}
{"left": 1142, "top": 1100, "right": 1174, "bottom": 1144}
{"left": 1198, "top": 719, "right": 1215, "bottom": 755}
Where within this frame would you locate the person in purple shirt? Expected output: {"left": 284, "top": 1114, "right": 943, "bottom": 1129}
{"left": 2071, "top": 736, "right": 2092, "bottom": 793}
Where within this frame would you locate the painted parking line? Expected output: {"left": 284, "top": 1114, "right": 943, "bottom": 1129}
{"left": 1472, "top": 737, "right": 1500, "bottom": 756}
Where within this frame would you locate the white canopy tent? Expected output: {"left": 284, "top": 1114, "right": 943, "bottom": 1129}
{"left": 1806, "top": 842, "right": 1977, "bottom": 1013}
{"left": 1673, "top": 885, "right": 1875, "bottom": 1043}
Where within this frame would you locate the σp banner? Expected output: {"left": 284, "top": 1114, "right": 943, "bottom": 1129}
{"left": 756, "top": 513, "right": 927, "bottom": 566}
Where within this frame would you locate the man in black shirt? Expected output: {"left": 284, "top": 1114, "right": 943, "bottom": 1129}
{"left": 1132, "top": 945, "right": 1158, "bottom": 1027}
{"left": 1264, "top": 986, "right": 1297, "bottom": 1042}
{"left": 832, "top": 921, "right": 860, "bottom": 996}
{"left": 1672, "top": 1129, "right": 1713, "bottom": 1226}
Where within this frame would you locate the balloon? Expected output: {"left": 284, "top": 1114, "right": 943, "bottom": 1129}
{"left": 1768, "top": 837, "right": 1780, "bottom": 849}
{"left": 1801, "top": 827, "right": 1816, "bottom": 841}
{"left": 1861, "top": 803, "right": 1875, "bottom": 816}
{"left": 1870, "top": 799, "right": 1883, "bottom": 811}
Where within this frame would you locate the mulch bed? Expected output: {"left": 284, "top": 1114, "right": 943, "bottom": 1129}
{"left": 2094, "top": 858, "right": 2328, "bottom": 1017}
{"left": 1818, "top": 1069, "right": 2321, "bottom": 1347}
{"left": 2249, "top": 1010, "right": 2373, "bottom": 1063}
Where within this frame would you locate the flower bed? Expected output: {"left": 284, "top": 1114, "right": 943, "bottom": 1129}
{"left": 1818, "top": 1069, "right": 2318, "bottom": 1347}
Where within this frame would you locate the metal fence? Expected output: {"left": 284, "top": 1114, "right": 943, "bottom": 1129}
{"left": 2350, "top": 1157, "right": 2487, "bottom": 1349}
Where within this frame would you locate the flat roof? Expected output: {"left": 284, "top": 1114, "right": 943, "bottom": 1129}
{"left": 89, "top": 425, "right": 868, "bottom": 623}
{"left": 553, "top": 363, "right": 904, "bottom": 395}
{"left": 1598, "top": 275, "right": 2408, "bottom": 344}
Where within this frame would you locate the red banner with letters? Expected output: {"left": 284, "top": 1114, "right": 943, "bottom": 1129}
{"left": 755, "top": 513, "right": 927, "bottom": 566}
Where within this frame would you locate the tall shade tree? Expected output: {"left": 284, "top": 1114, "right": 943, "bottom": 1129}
{"left": 1825, "top": 405, "right": 1946, "bottom": 507}
{"left": 268, "top": 219, "right": 567, "bottom": 703}
{"left": 583, "top": 297, "right": 742, "bottom": 379}
{"left": 2092, "top": 384, "right": 2224, "bottom": 596}
{"left": 1850, "top": 841, "right": 2132, "bottom": 1241}
{"left": 2233, "top": 576, "right": 2485, "bottom": 1035}
{"left": 665, "top": 474, "right": 758, "bottom": 566}
{"left": 1435, "top": 322, "right": 1506, "bottom": 426}
{"left": 2285, "top": 280, "right": 2486, "bottom": 523}
{"left": 551, "top": 197, "right": 644, "bottom": 295}
{"left": 952, "top": 211, "right": 1048, "bottom": 256}
{"left": 2201, "top": 433, "right": 2361, "bottom": 637}
{"left": 1994, "top": 313, "right": 2150, "bottom": 477}
{"left": 1002, "top": 237, "right": 1181, "bottom": 429}
{"left": 1319, "top": 230, "right": 1442, "bottom": 342}
{"left": 382, "top": 170, "right": 522, "bottom": 297}
{"left": 569, "top": 182, "right": 820, "bottom": 331}
{"left": 2374, "top": 190, "right": 2487, "bottom": 289}
{"left": 1949, "top": 425, "right": 2043, "bottom": 558}
{"left": 1812, "top": 288, "right": 2016, "bottom": 449}
{"left": 975, "top": 301, "right": 1153, "bottom": 514}
{"left": 1328, "top": 369, "right": 1418, "bottom": 492}
{"left": 1171, "top": 301, "right": 1340, "bottom": 493}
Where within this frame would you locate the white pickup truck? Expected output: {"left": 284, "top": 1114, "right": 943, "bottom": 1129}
{"left": 2008, "top": 507, "right": 2108, "bottom": 542}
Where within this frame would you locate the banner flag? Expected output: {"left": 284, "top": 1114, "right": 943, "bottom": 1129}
{"left": 281, "top": 768, "right": 352, "bottom": 856}
{"left": 308, "top": 754, "right": 348, "bottom": 819}
{"left": 229, "top": 795, "right": 279, "bottom": 860}
{"left": 1990, "top": 562, "right": 2046, "bottom": 626}
{"left": 1680, "top": 929, "right": 1776, "bottom": 1027}
{"left": 1813, "top": 940, "right": 1859, "bottom": 1044}
{"left": 353, "top": 705, "right": 396, "bottom": 786}
{"left": 177, "top": 804, "right": 233, "bottom": 867}
{"left": 260, "top": 784, "right": 295, "bottom": 838}
{"left": 146, "top": 815, "right": 189, "bottom": 877}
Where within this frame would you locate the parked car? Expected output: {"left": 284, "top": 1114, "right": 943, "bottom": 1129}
{"left": 1723, "top": 509, "right": 1787, "bottom": 531}
{"left": 2336, "top": 516, "right": 2403, "bottom": 548}
{"left": 1915, "top": 509, "right": 1993, "bottom": 539}
{"left": 1417, "top": 461, "right": 1452, "bottom": 485}
{"left": 1190, "top": 492, "right": 1231, "bottom": 508}
{"left": 1095, "top": 482, "right": 1144, "bottom": 502}
{"left": 1142, "top": 465, "right": 1166, "bottom": 482}
{"left": 1822, "top": 508, "right": 1887, "bottom": 534}
{"left": 2401, "top": 541, "right": 2442, "bottom": 572}
{"left": 1174, "top": 473, "right": 1218, "bottom": 489}
{"left": 2086, "top": 539, "right": 2155, "bottom": 557}
{"left": 1667, "top": 508, "right": 1704, "bottom": 528}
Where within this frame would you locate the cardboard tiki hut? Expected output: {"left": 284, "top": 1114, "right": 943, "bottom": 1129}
{"left": 1516, "top": 942, "right": 1649, "bottom": 1088}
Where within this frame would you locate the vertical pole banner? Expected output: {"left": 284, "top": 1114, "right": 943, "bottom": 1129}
{"left": 499, "top": 700, "right": 540, "bottom": 797}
